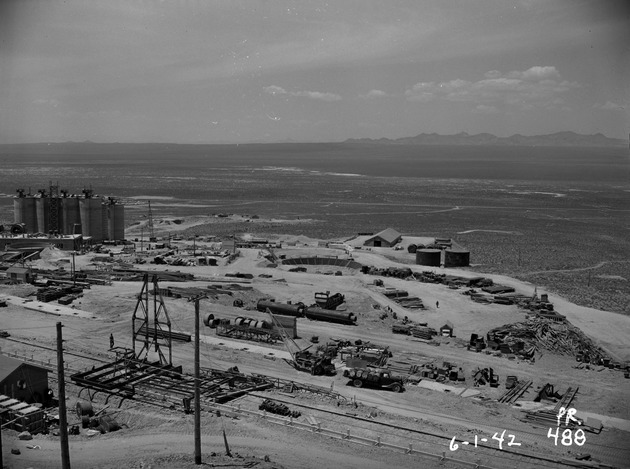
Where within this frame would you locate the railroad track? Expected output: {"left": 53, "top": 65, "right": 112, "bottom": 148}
{"left": 3, "top": 336, "right": 626, "bottom": 468}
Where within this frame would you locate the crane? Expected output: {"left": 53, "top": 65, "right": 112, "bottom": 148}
{"left": 266, "top": 310, "right": 336, "bottom": 376}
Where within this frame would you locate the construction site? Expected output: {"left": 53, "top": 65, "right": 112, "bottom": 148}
{"left": 1, "top": 208, "right": 629, "bottom": 469}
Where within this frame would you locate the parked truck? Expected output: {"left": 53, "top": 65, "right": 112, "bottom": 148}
{"left": 343, "top": 367, "right": 405, "bottom": 392}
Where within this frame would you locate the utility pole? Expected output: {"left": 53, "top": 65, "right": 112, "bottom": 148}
{"left": 56, "top": 322, "right": 71, "bottom": 469}
{"left": 71, "top": 251, "right": 76, "bottom": 286}
{"left": 188, "top": 294, "right": 207, "bottom": 465}
{"left": 1, "top": 409, "right": 4, "bottom": 469}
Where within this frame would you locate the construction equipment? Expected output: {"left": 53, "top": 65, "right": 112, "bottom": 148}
{"left": 266, "top": 310, "right": 336, "bottom": 376}
{"left": 342, "top": 367, "right": 405, "bottom": 392}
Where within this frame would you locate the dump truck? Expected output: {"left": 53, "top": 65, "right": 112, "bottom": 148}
{"left": 343, "top": 367, "right": 405, "bottom": 392}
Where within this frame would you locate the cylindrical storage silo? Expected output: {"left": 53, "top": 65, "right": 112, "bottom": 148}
{"left": 80, "top": 198, "right": 104, "bottom": 241}
{"left": 415, "top": 248, "right": 442, "bottom": 267}
{"left": 36, "top": 197, "right": 51, "bottom": 234}
{"left": 61, "top": 197, "right": 81, "bottom": 235}
{"left": 444, "top": 248, "right": 470, "bottom": 267}
{"left": 14, "top": 197, "right": 38, "bottom": 233}
{"left": 112, "top": 204, "right": 125, "bottom": 241}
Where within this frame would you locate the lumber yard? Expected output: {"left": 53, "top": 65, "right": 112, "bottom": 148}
{"left": 1, "top": 224, "right": 629, "bottom": 469}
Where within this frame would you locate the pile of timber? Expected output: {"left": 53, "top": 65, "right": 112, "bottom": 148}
{"left": 487, "top": 317, "right": 606, "bottom": 361}
{"left": 395, "top": 296, "right": 425, "bottom": 309}
{"left": 392, "top": 324, "right": 437, "bottom": 340}
{"left": 522, "top": 408, "right": 602, "bottom": 434}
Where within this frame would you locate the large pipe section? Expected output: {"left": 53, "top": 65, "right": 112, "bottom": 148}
{"left": 303, "top": 306, "right": 357, "bottom": 325}
{"left": 256, "top": 299, "right": 305, "bottom": 317}
{"left": 257, "top": 299, "right": 357, "bottom": 325}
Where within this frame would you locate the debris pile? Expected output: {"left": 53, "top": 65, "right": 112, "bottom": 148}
{"left": 487, "top": 317, "right": 607, "bottom": 362}
{"left": 472, "top": 367, "right": 500, "bottom": 387}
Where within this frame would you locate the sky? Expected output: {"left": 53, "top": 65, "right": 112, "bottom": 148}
{"left": 0, "top": 0, "right": 628, "bottom": 144}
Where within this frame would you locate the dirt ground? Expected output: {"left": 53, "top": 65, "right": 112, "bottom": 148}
{"left": 1, "top": 215, "right": 629, "bottom": 469}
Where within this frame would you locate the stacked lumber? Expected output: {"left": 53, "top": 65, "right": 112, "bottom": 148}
{"left": 487, "top": 317, "right": 606, "bottom": 362}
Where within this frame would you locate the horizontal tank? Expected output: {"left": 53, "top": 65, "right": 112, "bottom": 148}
{"left": 416, "top": 249, "right": 442, "bottom": 267}
{"left": 444, "top": 249, "right": 470, "bottom": 267}
{"left": 256, "top": 299, "right": 304, "bottom": 317}
{"left": 303, "top": 306, "right": 357, "bottom": 325}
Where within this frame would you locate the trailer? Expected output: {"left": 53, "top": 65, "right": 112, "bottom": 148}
{"left": 214, "top": 317, "right": 280, "bottom": 344}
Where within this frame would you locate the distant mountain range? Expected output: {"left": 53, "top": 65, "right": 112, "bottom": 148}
{"left": 345, "top": 131, "right": 628, "bottom": 147}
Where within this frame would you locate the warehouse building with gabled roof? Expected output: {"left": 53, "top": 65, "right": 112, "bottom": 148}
{"left": 363, "top": 228, "right": 402, "bottom": 248}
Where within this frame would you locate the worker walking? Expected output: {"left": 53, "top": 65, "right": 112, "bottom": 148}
{"left": 436, "top": 301, "right": 440, "bottom": 308}
{"left": 110, "top": 333, "right": 115, "bottom": 348}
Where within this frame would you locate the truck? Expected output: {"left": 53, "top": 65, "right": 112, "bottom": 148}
{"left": 343, "top": 367, "right": 405, "bottom": 392}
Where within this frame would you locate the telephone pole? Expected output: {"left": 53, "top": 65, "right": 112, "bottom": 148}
{"left": 188, "top": 294, "right": 207, "bottom": 465}
{"left": 56, "top": 322, "right": 71, "bottom": 469}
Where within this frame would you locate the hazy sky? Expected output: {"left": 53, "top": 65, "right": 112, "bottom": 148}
{"left": 1, "top": 0, "right": 628, "bottom": 143}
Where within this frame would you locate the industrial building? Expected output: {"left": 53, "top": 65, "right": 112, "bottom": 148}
{"left": 363, "top": 228, "right": 402, "bottom": 248}
{"left": 12, "top": 185, "right": 125, "bottom": 243}
{"left": 0, "top": 355, "right": 50, "bottom": 404}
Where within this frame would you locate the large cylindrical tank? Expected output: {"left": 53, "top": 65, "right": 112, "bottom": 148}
{"left": 80, "top": 198, "right": 104, "bottom": 241}
{"left": 112, "top": 204, "right": 124, "bottom": 240}
{"left": 256, "top": 299, "right": 304, "bottom": 317}
{"left": 104, "top": 203, "right": 125, "bottom": 241}
{"left": 444, "top": 249, "right": 470, "bottom": 267}
{"left": 35, "top": 197, "right": 51, "bottom": 234}
{"left": 14, "top": 197, "right": 38, "bottom": 233}
{"left": 303, "top": 306, "right": 357, "bottom": 325}
{"left": 61, "top": 197, "right": 81, "bottom": 235}
{"left": 416, "top": 249, "right": 442, "bottom": 267}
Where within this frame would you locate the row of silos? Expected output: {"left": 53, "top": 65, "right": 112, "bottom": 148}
{"left": 13, "top": 193, "right": 125, "bottom": 242}
{"left": 415, "top": 248, "right": 470, "bottom": 267}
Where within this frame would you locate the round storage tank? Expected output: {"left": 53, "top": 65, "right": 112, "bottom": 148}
{"left": 80, "top": 198, "right": 104, "bottom": 241}
{"left": 35, "top": 197, "right": 51, "bottom": 234}
{"left": 444, "top": 249, "right": 470, "bottom": 267}
{"left": 415, "top": 249, "right": 442, "bottom": 267}
{"left": 407, "top": 244, "right": 417, "bottom": 254}
{"left": 61, "top": 197, "right": 81, "bottom": 235}
{"left": 14, "top": 197, "right": 38, "bottom": 233}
